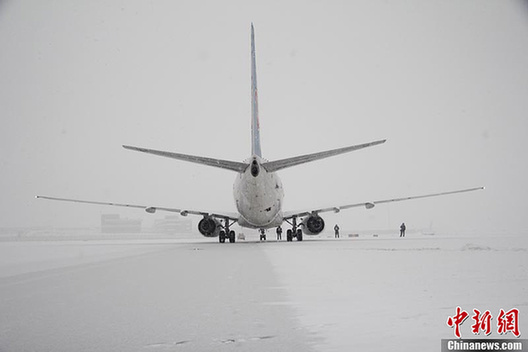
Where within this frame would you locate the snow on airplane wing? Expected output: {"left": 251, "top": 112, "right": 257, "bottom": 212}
{"left": 282, "top": 187, "right": 484, "bottom": 220}
{"left": 35, "top": 196, "right": 239, "bottom": 221}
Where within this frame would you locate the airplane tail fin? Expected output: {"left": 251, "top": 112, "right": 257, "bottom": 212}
{"left": 251, "top": 23, "right": 262, "bottom": 157}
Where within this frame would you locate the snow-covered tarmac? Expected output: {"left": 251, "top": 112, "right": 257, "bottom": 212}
{"left": 1, "top": 233, "right": 526, "bottom": 351}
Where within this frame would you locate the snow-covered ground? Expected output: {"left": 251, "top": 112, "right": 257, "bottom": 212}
{"left": 0, "top": 232, "right": 526, "bottom": 351}
{"left": 0, "top": 237, "right": 314, "bottom": 352}
{"left": 263, "top": 233, "right": 528, "bottom": 351}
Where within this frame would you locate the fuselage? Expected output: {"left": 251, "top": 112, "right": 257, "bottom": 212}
{"left": 234, "top": 155, "right": 284, "bottom": 229}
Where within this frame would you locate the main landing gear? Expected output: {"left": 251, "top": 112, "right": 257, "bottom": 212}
{"left": 219, "top": 218, "right": 236, "bottom": 243}
{"left": 285, "top": 217, "right": 303, "bottom": 242}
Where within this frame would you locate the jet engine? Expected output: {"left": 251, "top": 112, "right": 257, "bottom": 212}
{"left": 302, "top": 214, "right": 325, "bottom": 235}
{"left": 198, "top": 216, "right": 221, "bottom": 237}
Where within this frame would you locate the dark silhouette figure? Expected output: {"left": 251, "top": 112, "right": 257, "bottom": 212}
{"left": 334, "top": 224, "right": 340, "bottom": 238}
{"left": 400, "top": 223, "right": 406, "bottom": 237}
{"left": 276, "top": 226, "right": 282, "bottom": 240}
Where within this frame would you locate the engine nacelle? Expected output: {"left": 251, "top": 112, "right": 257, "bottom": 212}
{"left": 198, "top": 217, "right": 221, "bottom": 237}
{"left": 302, "top": 214, "right": 325, "bottom": 235}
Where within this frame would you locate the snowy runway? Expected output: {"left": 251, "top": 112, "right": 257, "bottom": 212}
{"left": 0, "top": 233, "right": 526, "bottom": 351}
{"left": 263, "top": 234, "right": 528, "bottom": 351}
{"left": 0, "top": 239, "right": 314, "bottom": 352}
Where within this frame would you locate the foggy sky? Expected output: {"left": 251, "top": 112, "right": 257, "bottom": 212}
{"left": 1, "top": 0, "right": 527, "bottom": 235}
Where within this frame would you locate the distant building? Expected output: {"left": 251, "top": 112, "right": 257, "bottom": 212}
{"left": 153, "top": 215, "right": 192, "bottom": 234}
{"left": 101, "top": 214, "right": 142, "bottom": 233}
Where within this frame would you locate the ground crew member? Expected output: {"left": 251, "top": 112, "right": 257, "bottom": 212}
{"left": 400, "top": 222, "right": 406, "bottom": 237}
{"left": 276, "top": 226, "right": 282, "bottom": 240}
{"left": 334, "top": 224, "right": 340, "bottom": 238}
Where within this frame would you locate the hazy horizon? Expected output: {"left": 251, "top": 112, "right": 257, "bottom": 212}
{"left": 1, "top": 1, "right": 527, "bottom": 236}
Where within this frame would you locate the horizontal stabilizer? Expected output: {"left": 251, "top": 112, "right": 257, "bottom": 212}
{"left": 123, "top": 145, "right": 248, "bottom": 173}
{"left": 262, "top": 139, "right": 386, "bottom": 172}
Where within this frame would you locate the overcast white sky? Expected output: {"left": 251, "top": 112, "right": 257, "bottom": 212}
{"left": 1, "top": 0, "right": 527, "bottom": 235}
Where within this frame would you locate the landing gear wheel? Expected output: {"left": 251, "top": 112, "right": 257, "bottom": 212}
{"left": 296, "top": 229, "right": 303, "bottom": 241}
{"left": 286, "top": 229, "right": 292, "bottom": 242}
{"left": 229, "top": 230, "right": 236, "bottom": 243}
{"left": 219, "top": 231, "right": 226, "bottom": 243}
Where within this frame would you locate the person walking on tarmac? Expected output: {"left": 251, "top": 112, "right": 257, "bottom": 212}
{"left": 334, "top": 224, "right": 340, "bottom": 238}
{"left": 400, "top": 222, "right": 406, "bottom": 237}
{"left": 276, "top": 226, "right": 282, "bottom": 241}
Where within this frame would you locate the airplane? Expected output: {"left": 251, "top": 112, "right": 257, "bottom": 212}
{"left": 36, "top": 24, "right": 484, "bottom": 243}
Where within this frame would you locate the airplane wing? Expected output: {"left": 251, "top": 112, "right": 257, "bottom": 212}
{"left": 35, "top": 196, "right": 239, "bottom": 221}
{"left": 122, "top": 145, "right": 248, "bottom": 173}
{"left": 282, "top": 187, "right": 484, "bottom": 219}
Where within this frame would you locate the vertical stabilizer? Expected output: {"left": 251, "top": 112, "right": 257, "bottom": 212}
{"left": 251, "top": 23, "right": 262, "bottom": 157}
